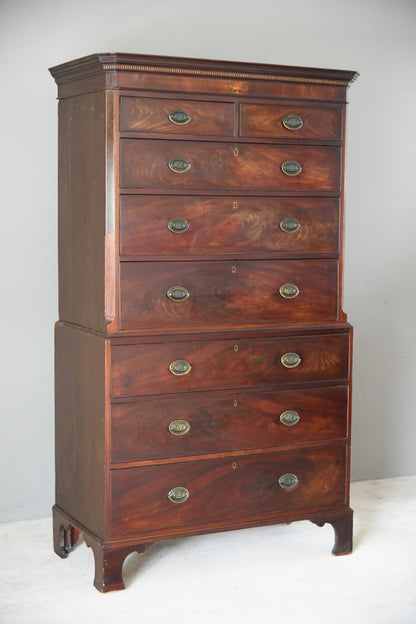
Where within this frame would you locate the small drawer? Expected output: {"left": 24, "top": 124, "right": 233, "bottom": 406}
{"left": 111, "top": 386, "right": 348, "bottom": 463}
{"left": 119, "top": 259, "right": 339, "bottom": 330}
{"left": 120, "top": 96, "right": 234, "bottom": 136}
{"left": 120, "top": 139, "right": 340, "bottom": 191}
{"left": 119, "top": 196, "right": 339, "bottom": 257}
{"left": 110, "top": 446, "right": 347, "bottom": 535}
{"left": 240, "top": 103, "right": 342, "bottom": 139}
{"left": 110, "top": 332, "right": 350, "bottom": 398}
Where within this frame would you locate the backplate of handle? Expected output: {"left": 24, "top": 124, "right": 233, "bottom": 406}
{"left": 168, "top": 486, "right": 190, "bottom": 503}
{"left": 278, "top": 473, "right": 299, "bottom": 489}
{"left": 169, "top": 360, "right": 192, "bottom": 376}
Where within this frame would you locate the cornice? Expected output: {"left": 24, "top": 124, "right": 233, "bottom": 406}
{"left": 49, "top": 53, "right": 359, "bottom": 87}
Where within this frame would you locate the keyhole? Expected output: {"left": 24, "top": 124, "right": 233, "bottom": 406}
{"left": 234, "top": 148, "right": 239, "bottom": 156}
{"left": 234, "top": 344, "right": 239, "bottom": 352}
{"left": 232, "top": 266, "right": 237, "bottom": 274}
{"left": 232, "top": 462, "right": 237, "bottom": 469}
{"left": 233, "top": 201, "right": 238, "bottom": 209}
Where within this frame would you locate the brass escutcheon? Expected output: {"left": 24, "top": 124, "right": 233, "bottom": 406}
{"left": 280, "top": 217, "right": 301, "bottom": 233}
{"left": 278, "top": 473, "right": 299, "bottom": 489}
{"left": 168, "top": 157, "right": 191, "bottom": 173}
{"left": 280, "top": 410, "right": 300, "bottom": 427}
{"left": 168, "top": 486, "right": 190, "bottom": 503}
{"left": 168, "top": 217, "right": 189, "bottom": 234}
{"left": 167, "top": 286, "right": 190, "bottom": 302}
{"left": 279, "top": 283, "right": 300, "bottom": 299}
{"left": 169, "top": 360, "right": 192, "bottom": 376}
{"left": 281, "top": 352, "right": 301, "bottom": 368}
{"left": 168, "top": 110, "right": 192, "bottom": 125}
{"left": 168, "top": 419, "right": 191, "bottom": 436}
{"left": 282, "top": 114, "right": 304, "bottom": 131}
{"left": 281, "top": 160, "right": 302, "bottom": 176}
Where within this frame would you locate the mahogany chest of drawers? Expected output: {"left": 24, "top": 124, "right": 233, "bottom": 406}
{"left": 50, "top": 53, "right": 357, "bottom": 592}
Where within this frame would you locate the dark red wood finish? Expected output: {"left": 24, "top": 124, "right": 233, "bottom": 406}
{"left": 111, "top": 333, "right": 349, "bottom": 398}
{"left": 110, "top": 446, "right": 347, "bottom": 535}
{"left": 120, "top": 139, "right": 340, "bottom": 191}
{"left": 240, "top": 103, "right": 342, "bottom": 139}
{"left": 50, "top": 53, "right": 357, "bottom": 591}
{"left": 119, "top": 196, "right": 340, "bottom": 258}
{"left": 120, "top": 96, "right": 235, "bottom": 135}
{"left": 119, "top": 259, "right": 339, "bottom": 330}
{"left": 110, "top": 385, "right": 348, "bottom": 463}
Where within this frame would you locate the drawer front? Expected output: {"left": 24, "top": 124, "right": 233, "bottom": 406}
{"left": 111, "top": 333, "right": 349, "bottom": 398}
{"left": 120, "top": 96, "right": 235, "bottom": 135}
{"left": 111, "top": 386, "right": 348, "bottom": 463}
{"left": 119, "top": 259, "right": 338, "bottom": 330}
{"left": 240, "top": 103, "right": 342, "bottom": 139}
{"left": 110, "top": 446, "right": 347, "bottom": 534}
{"left": 120, "top": 139, "right": 340, "bottom": 191}
{"left": 120, "top": 196, "right": 339, "bottom": 257}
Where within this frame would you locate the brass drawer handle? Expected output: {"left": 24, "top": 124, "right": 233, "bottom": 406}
{"left": 278, "top": 473, "right": 299, "bottom": 489}
{"left": 168, "top": 217, "right": 189, "bottom": 234}
{"left": 280, "top": 217, "right": 300, "bottom": 233}
{"left": 282, "top": 114, "right": 304, "bottom": 131}
{"left": 280, "top": 410, "right": 300, "bottom": 426}
{"left": 169, "top": 359, "right": 192, "bottom": 376}
{"left": 279, "top": 283, "right": 299, "bottom": 299}
{"left": 168, "top": 419, "right": 191, "bottom": 436}
{"left": 168, "top": 157, "right": 191, "bottom": 173}
{"left": 168, "top": 486, "right": 190, "bottom": 503}
{"left": 281, "top": 160, "right": 302, "bottom": 176}
{"left": 167, "top": 286, "right": 190, "bottom": 302}
{"left": 281, "top": 352, "right": 301, "bottom": 368}
{"left": 168, "top": 109, "right": 192, "bottom": 125}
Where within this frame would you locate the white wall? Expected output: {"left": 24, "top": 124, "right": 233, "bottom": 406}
{"left": 1, "top": 0, "right": 415, "bottom": 521}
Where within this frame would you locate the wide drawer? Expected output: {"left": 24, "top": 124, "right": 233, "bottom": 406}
{"left": 110, "top": 446, "right": 347, "bottom": 535}
{"left": 111, "top": 333, "right": 350, "bottom": 398}
{"left": 240, "top": 103, "right": 342, "bottom": 139}
{"left": 119, "top": 259, "right": 339, "bottom": 330}
{"left": 120, "top": 139, "right": 340, "bottom": 191}
{"left": 120, "top": 96, "right": 235, "bottom": 135}
{"left": 119, "top": 196, "right": 339, "bottom": 257}
{"left": 111, "top": 385, "right": 348, "bottom": 463}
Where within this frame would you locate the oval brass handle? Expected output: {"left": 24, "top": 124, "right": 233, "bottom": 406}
{"left": 279, "top": 283, "right": 299, "bottom": 299}
{"left": 168, "top": 158, "right": 191, "bottom": 173}
{"left": 278, "top": 473, "right": 299, "bottom": 489}
{"left": 281, "top": 352, "right": 302, "bottom": 368}
{"left": 169, "top": 359, "right": 192, "bottom": 376}
{"left": 280, "top": 217, "right": 300, "bottom": 233}
{"left": 281, "top": 160, "right": 302, "bottom": 176}
{"left": 168, "top": 486, "right": 190, "bottom": 503}
{"left": 168, "top": 419, "right": 191, "bottom": 436}
{"left": 168, "top": 217, "right": 190, "bottom": 234}
{"left": 168, "top": 109, "right": 192, "bottom": 125}
{"left": 280, "top": 410, "right": 300, "bottom": 427}
{"left": 167, "top": 286, "right": 190, "bottom": 302}
{"left": 282, "top": 114, "right": 304, "bottom": 131}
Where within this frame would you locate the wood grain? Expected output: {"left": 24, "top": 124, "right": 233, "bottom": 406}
{"left": 120, "top": 139, "right": 340, "bottom": 191}
{"left": 111, "top": 333, "right": 350, "bottom": 398}
{"left": 119, "top": 196, "right": 339, "bottom": 258}
{"left": 119, "top": 259, "right": 339, "bottom": 330}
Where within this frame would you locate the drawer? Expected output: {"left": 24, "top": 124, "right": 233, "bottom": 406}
{"left": 240, "top": 103, "right": 342, "bottom": 139}
{"left": 111, "top": 386, "right": 348, "bottom": 463}
{"left": 119, "top": 259, "right": 339, "bottom": 330}
{"left": 120, "top": 96, "right": 234, "bottom": 135}
{"left": 110, "top": 446, "right": 347, "bottom": 535}
{"left": 120, "top": 196, "right": 339, "bottom": 257}
{"left": 120, "top": 139, "right": 340, "bottom": 191}
{"left": 111, "top": 333, "right": 350, "bottom": 398}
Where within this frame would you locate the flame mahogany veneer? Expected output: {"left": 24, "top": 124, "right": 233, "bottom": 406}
{"left": 50, "top": 53, "right": 357, "bottom": 592}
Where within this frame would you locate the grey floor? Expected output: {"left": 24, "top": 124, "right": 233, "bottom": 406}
{"left": 1, "top": 475, "right": 415, "bottom": 624}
